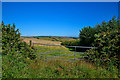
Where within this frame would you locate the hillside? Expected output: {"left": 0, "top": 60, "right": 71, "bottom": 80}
{"left": 20, "top": 36, "right": 78, "bottom": 45}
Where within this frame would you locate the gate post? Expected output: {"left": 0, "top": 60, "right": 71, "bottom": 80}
{"left": 29, "top": 40, "right": 32, "bottom": 47}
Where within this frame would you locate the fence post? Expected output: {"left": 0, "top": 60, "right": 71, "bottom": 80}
{"left": 29, "top": 40, "right": 32, "bottom": 47}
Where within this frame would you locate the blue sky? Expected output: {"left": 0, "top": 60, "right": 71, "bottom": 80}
{"left": 1, "top": 0, "right": 120, "bottom": 2}
{"left": 2, "top": 2, "right": 118, "bottom": 37}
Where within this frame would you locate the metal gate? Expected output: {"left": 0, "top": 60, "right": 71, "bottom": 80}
{"left": 33, "top": 43, "right": 97, "bottom": 62}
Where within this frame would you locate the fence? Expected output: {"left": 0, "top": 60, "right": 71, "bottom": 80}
{"left": 33, "top": 43, "right": 97, "bottom": 62}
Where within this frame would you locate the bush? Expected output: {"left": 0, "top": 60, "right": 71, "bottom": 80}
{"left": 2, "top": 21, "right": 36, "bottom": 59}
{"left": 36, "top": 37, "right": 39, "bottom": 39}
{"left": 61, "top": 40, "right": 80, "bottom": 46}
{"left": 85, "top": 17, "right": 120, "bottom": 72}
{"left": 79, "top": 16, "right": 119, "bottom": 46}
{"left": 79, "top": 26, "right": 96, "bottom": 46}
{"left": 2, "top": 21, "right": 37, "bottom": 78}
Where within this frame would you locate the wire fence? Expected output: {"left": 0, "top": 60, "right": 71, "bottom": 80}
{"left": 33, "top": 43, "right": 97, "bottom": 62}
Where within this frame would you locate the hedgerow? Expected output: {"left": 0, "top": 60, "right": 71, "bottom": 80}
{"left": 61, "top": 17, "right": 120, "bottom": 76}
{"left": 79, "top": 26, "right": 96, "bottom": 46}
{"left": 2, "top": 21, "right": 36, "bottom": 59}
{"left": 2, "top": 21, "right": 36, "bottom": 78}
{"left": 85, "top": 17, "right": 120, "bottom": 74}
{"left": 61, "top": 40, "right": 80, "bottom": 46}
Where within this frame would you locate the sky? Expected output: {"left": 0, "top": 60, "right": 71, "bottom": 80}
{"left": 2, "top": 2, "right": 119, "bottom": 37}
{"left": 1, "top": 0, "right": 120, "bottom": 2}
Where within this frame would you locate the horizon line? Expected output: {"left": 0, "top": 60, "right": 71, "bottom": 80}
{"left": 21, "top": 35, "right": 79, "bottom": 37}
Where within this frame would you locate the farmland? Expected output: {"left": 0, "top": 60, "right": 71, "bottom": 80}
{"left": 2, "top": 17, "right": 120, "bottom": 78}
{"left": 21, "top": 36, "right": 78, "bottom": 45}
{"left": 21, "top": 36, "right": 84, "bottom": 61}
{"left": 3, "top": 36, "right": 118, "bottom": 78}
{"left": 18, "top": 36, "right": 118, "bottom": 78}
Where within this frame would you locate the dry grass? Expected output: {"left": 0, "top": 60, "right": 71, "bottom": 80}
{"left": 20, "top": 37, "right": 61, "bottom": 45}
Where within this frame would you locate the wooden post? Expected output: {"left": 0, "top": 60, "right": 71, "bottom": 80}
{"left": 29, "top": 40, "right": 32, "bottom": 47}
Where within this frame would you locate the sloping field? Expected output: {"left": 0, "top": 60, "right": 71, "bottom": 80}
{"left": 20, "top": 37, "right": 61, "bottom": 45}
{"left": 35, "top": 36, "right": 77, "bottom": 42}
{"left": 20, "top": 37, "right": 84, "bottom": 61}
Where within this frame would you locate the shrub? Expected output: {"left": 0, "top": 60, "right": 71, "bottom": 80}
{"left": 79, "top": 16, "right": 119, "bottom": 46}
{"left": 79, "top": 26, "right": 96, "bottom": 46}
{"left": 61, "top": 40, "right": 80, "bottom": 46}
{"left": 2, "top": 21, "right": 37, "bottom": 78}
{"left": 2, "top": 21, "right": 36, "bottom": 59}
{"left": 95, "top": 30, "right": 119, "bottom": 68}
{"left": 36, "top": 37, "right": 39, "bottom": 39}
{"left": 86, "top": 17, "right": 120, "bottom": 72}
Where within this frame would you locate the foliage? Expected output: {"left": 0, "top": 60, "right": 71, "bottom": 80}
{"left": 79, "top": 16, "right": 120, "bottom": 46}
{"left": 2, "top": 21, "right": 37, "bottom": 78}
{"left": 2, "top": 55, "right": 118, "bottom": 78}
{"left": 2, "top": 16, "right": 120, "bottom": 78}
{"left": 2, "top": 21, "right": 36, "bottom": 59}
{"left": 79, "top": 26, "right": 96, "bottom": 46}
{"left": 0, "top": 22, "right": 1, "bottom": 52}
{"left": 61, "top": 40, "right": 80, "bottom": 46}
{"left": 19, "top": 57, "right": 118, "bottom": 78}
{"left": 85, "top": 17, "right": 120, "bottom": 74}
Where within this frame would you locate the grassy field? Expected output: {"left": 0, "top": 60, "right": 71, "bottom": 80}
{"left": 25, "top": 57, "right": 118, "bottom": 78}
{"left": 21, "top": 37, "right": 61, "bottom": 45}
{"left": 2, "top": 53, "right": 118, "bottom": 78}
{"left": 21, "top": 36, "right": 78, "bottom": 45}
{"left": 21, "top": 36, "right": 84, "bottom": 61}
{"left": 12, "top": 36, "right": 118, "bottom": 78}
{"left": 33, "top": 36, "right": 78, "bottom": 42}
{"left": 34, "top": 44, "right": 85, "bottom": 61}
{"left": 2, "top": 36, "right": 118, "bottom": 78}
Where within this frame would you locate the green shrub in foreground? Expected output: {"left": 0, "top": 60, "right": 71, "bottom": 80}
{"left": 86, "top": 28, "right": 120, "bottom": 75}
{"left": 84, "top": 17, "right": 120, "bottom": 77}
{"left": 1, "top": 21, "right": 37, "bottom": 78}
{"left": 2, "top": 21, "right": 36, "bottom": 59}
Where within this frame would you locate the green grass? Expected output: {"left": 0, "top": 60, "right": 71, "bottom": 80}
{"left": 34, "top": 44, "right": 85, "bottom": 61}
{"left": 2, "top": 52, "right": 119, "bottom": 78}
{"left": 2, "top": 44, "right": 119, "bottom": 78}
{"left": 17, "top": 57, "right": 119, "bottom": 78}
{"left": 33, "top": 36, "right": 78, "bottom": 42}
{"left": 0, "top": 43, "right": 1, "bottom": 79}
